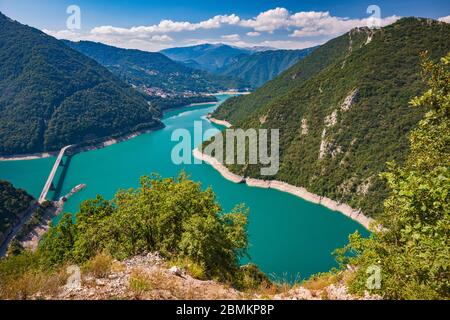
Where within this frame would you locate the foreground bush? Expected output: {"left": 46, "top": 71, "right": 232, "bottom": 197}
{"left": 37, "top": 173, "right": 249, "bottom": 283}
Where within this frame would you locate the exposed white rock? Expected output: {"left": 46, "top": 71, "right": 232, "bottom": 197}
{"left": 357, "top": 176, "right": 373, "bottom": 196}
{"left": 169, "top": 266, "right": 183, "bottom": 277}
{"left": 259, "top": 114, "right": 267, "bottom": 125}
{"left": 341, "top": 89, "right": 359, "bottom": 112}
{"left": 324, "top": 110, "right": 338, "bottom": 127}
{"left": 301, "top": 118, "right": 309, "bottom": 135}
{"left": 319, "top": 128, "right": 328, "bottom": 159}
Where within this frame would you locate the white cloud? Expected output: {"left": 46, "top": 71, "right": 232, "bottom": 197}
{"left": 221, "top": 34, "right": 240, "bottom": 41}
{"left": 43, "top": 29, "right": 174, "bottom": 51}
{"left": 246, "top": 31, "right": 261, "bottom": 37}
{"left": 240, "top": 7, "right": 290, "bottom": 33}
{"left": 43, "top": 29, "right": 82, "bottom": 41}
{"left": 43, "top": 7, "right": 403, "bottom": 51}
{"left": 150, "top": 34, "right": 173, "bottom": 42}
{"left": 90, "top": 14, "right": 240, "bottom": 37}
{"left": 88, "top": 8, "right": 400, "bottom": 39}
{"left": 289, "top": 12, "right": 400, "bottom": 37}
{"left": 438, "top": 15, "right": 450, "bottom": 23}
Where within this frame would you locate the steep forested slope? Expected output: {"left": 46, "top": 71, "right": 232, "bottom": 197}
{"left": 0, "top": 12, "right": 162, "bottom": 155}
{"left": 0, "top": 180, "right": 33, "bottom": 244}
{"left": 217, "top": 47, "right": 316, "bottom": 87}
{"left": 211, "top": 18, "right": 450, "bottom": 217}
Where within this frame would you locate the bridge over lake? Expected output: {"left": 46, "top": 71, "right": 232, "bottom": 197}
{"left": 38, "top": 145, "right": 72, "bottom": 204}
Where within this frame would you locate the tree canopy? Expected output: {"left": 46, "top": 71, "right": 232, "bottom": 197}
{"left": 38, "top": 173, "right": 249, "bottom": 283}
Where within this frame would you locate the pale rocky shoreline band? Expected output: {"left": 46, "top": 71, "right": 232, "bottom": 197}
{"left": 206, "top": 115, "right": 233, "bottom": 128}
{"left": 0, "top": 129, "right": 157, "bottom": 161}
{"left": 193, "top": 148, "right": 373, "bottom": 230}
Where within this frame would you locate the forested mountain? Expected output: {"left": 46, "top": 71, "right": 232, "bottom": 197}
{"left": 211, "top": 17, "right": 450, "bottom": 217}
{"left": 217, "top": 47, "right": 317, "bottom": 87}
{"left": 64, "top": 40, "right": 244, "bottom": 94}
{"left": 160, "top": 43, "right": 251, "bottom": 72}
{"left": 0, "top": 180, "right": 33, "bottom": 245}
{"left": 161, "top": 43, "right": 315, "bottom": 87}
{"left": 0, "top": 12, "right": 162, "bottom": 155}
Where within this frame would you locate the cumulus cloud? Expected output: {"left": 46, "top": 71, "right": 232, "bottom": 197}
{"left": 79, "top": 7, "right": 401, "bottom": 40}
{"left": 43, "top": 28, "right": 175, "bottom": 51}
{"left": 150, "top": 34, "right": 173, "bottom": 42}
{"left": 43, "top": 7, "right": 403, "bottom": 51}
{"left": 90, "top": 14, "right": 240, "bottom": 37}
{"left": 240, "top": 7, "right": 290, "bottom": 33}
{"left": 43, "top": 29, "right": 83, "bottom": 41}
{"left": 289, "top": 12, "right": 400, "bottom": 37}
{"left": 438, "top": 15, "right": 450, "bottom": 23}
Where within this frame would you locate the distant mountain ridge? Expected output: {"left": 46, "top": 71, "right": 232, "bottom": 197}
{"left": 0, "top": 12, "right": 162, "bottom": 155}
{"left": 161, "top": 43, "right": 316, "bottom": 87}
{"left": 64, "top": 40, "right": 245, "bottom": 94}
{"left": 160, "top": 43, "right": 251, "bottom": 72}
{"left": 217, "top": 47, "right": 317, "bottom": 87}
{"left": 212, "top": 17, "right": 450, "bottom": 217}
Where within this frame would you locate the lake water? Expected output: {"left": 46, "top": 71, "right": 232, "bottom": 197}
{"left": 0, "top": 94, "right": 368, "bottom": 281}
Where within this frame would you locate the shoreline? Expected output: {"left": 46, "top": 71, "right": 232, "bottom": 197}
{"left": 193, "top": 148, "right": 373, "bottom": 230}
{"left": 188, "top": 101, "right": 217, "bottom": 107}
{"left": 0, "top": 93, "right": 237, "bottom": 162}
{"left": 0, "top": 151, "right": 56, "bottom": 161}
{"left": 0, "top": 125, "right": 164, "bottom": 162}
{"left": 72, "top": 126, "right": 163, "bottom": 154}
{"left": 205, "top": 91, "right": 252, "bottom": 96}
{"left": 206, "top": 114, "right": 233, "bottom": 128}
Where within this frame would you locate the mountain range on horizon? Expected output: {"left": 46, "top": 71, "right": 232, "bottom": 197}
{"left": 160, "top": 43, "right": 316, "bottom": 87}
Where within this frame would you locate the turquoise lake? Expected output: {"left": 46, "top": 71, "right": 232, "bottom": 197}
{"left": 0, "top": 94, "right": 368, "bottom": 281}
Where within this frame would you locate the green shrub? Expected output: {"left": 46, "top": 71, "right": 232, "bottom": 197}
{"left": 37, "top": 173, "right": 249, "bottom": 283}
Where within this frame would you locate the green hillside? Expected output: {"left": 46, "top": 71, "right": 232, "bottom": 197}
{"left": 0, "top": 12, "right": 162, "bottom": 156}
{"left": 211, "top": 18, "right": 450, "bottom": 217}
{"left": 0, "top": 180, "right": 33, "bottom": 245}
{"left": 217, "top": 48, "right": 316, "bottom": 87}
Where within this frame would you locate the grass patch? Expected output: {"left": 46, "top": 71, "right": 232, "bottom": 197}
{"left": 128, "top": 269, "right": 153, "bottom": 298}
{"left": 82, "top": 252, "right": 113, "bottom": 278}
{"left": 302, "top": 272, "right": 339, "bottom": 291}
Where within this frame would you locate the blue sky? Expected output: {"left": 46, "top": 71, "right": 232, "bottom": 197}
{"left": 1, "top": 0, "right": 449, "bottom": 51}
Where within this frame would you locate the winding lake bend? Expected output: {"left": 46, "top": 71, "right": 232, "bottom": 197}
{"left": 0, "top": 94, "right": 368, "bottom": 281}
